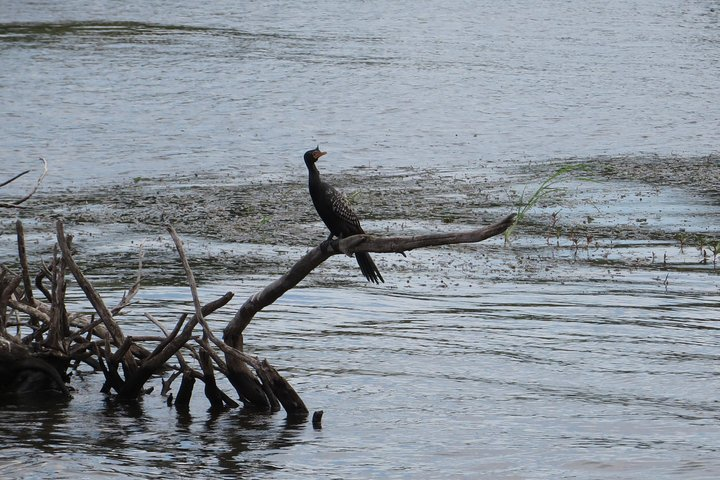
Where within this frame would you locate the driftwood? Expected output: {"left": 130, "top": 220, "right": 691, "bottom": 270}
{"left": 221, "top": 213, "right": 516, "bottom": 409}
{"left": 1, "top": 160, "right": 517, "bottom": 416}
{"left": 1, "top": 218, "right": 234, "bottom": 404}
{"left": 0, "top": 218, "right": 316, "bottom": 412}
{"left": 1, "top": 209, "right": 514, "bottom": 415}
{"left": 225, "top": 213, "right": 516, "bottom": 339}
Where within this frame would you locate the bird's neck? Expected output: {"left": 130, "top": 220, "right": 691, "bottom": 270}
{"left": 306, "top": 161, "right": 321, "bottom": 185}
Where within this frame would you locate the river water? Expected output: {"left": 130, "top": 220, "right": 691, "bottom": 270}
{"left": 1, "top": 1, "right": 720, "bottom": 479}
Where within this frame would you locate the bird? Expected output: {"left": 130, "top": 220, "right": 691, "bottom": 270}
{"left": 304, "top": 146, "right": 384, "bottom": 284}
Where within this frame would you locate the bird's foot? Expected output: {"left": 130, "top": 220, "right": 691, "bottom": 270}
{"left": 320, "top": 239, "right": 333, "bottom": 253}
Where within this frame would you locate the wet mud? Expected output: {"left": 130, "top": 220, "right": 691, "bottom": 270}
{"left": 2, "top": 156, "right": 720, "bottom": 280}
{"left": 5, "top": 162, "right": 504, "bottom": 284}
{"left": 1, "top": 154, "right": 718, "bottom": 290}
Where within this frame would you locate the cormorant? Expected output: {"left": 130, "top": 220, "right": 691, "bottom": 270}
{"left": 304, "top": 146, "right": 384, "bottom": 284}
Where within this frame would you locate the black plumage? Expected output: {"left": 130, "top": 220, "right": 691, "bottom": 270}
{"left": 304, "top": 146, "right": 384, "bottom": 284}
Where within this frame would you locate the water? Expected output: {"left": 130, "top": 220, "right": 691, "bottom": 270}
{"left": 1, "top": 1, "right": 720, "bottom": 479}
{"left": 2, "top": 0, "right": 719, "bottom": 185}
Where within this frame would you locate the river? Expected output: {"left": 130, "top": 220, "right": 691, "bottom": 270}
{"left": 1, "top": 1, "right": 719, "bottom": 479}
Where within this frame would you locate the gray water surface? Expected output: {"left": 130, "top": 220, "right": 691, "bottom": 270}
{"left": 2, "top": 0, "right": 719, "bottom": 184}
{"left": 1, "top": 1, "right": 720, "bottom": 479}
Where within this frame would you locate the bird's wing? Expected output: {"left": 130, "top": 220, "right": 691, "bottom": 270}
{"left": 328, "top": 186, "right": 363, "bottom": 233}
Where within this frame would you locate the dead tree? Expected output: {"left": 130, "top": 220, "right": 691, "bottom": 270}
{"left": 1, "top": 211, "right": 514, "bottom": 416}
{"left": 2, "top": 218, "right": 240, "bottom": 404}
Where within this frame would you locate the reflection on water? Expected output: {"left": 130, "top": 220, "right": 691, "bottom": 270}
{"left": 0, "top": 373, "right": 313, "bottom": 479}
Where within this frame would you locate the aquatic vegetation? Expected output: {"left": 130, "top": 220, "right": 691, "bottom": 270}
{"left": 567, "top": 226, "right": 580, "bottom": 252}
{"left": 504, "top": 163, "right": 591, "bottom": 243}
{"left": 675, "top": 231, "right": 689, "bottom": 253}
{"left": 709, "top": 239, "right": 720, "bottom": 269}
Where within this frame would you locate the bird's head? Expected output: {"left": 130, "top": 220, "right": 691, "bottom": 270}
{"left": 304, "top": 146, "right": 327, "bottom": 166}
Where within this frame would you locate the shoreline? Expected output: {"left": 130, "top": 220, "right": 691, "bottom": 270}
{"left": 1, "top": 153, "right": 718, "bottom": 286}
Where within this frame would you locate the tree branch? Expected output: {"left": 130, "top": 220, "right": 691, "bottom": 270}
{"left": 225, "top": 213, "right": 515, "bottom": 340}
{"left": 0, "top": 158, "right": 48, "bottom": 208}
{"left": 116, "top": 291, "right": 233, "bottom": 399}
{"left": 333, "top": 213, "right": 516, "bottom": 254}
{"left": 110, "top": 243, "right": 143, "bottom": 316}
{"left": 0, "top": 170, "right": 30, "bottom": 189}
{"left": 56, "top": 220, "right": 127, "bottom": 348}
{"left": 16, "top": 220, "right": 35, "bottom": 309}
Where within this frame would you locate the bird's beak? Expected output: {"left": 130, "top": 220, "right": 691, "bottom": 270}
{"left": 313, "top": 150, "right": 327, "bottom": 160}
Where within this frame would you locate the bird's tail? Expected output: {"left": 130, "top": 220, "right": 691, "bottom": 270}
{"left": 356, "top": 252, "right": 384, "bottom": 284}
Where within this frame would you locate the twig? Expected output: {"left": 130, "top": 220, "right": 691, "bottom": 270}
{"left": 0, "top": 158, "right": 48, "bottom": 208}
{"left": 146, "top": 312, "right": 194, "bottom": 374}
{"left": 161, "top": 371, "right": 182, "bottom": 396}
{"left": 0, "top": 169, "right": 30, "bottom": 188}
{"left": 145, "top": 312, "right": 171, "bottom": 336}
{"left": 111, "top": 243, "right": 144, "bottom": 316}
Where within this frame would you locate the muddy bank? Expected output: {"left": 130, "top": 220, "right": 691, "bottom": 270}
{"left": 514, "top": 153, "right": 719, "bottom": 240}
{"left": 588, "top": 153, "right": 719, "bottom": 199}
{"left": 1, "top": 154, "right": 718, "bottom": 286}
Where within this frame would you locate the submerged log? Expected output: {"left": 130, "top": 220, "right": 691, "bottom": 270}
{"left": 312, "top": 410, "right": 323, "bottom": 429}
{"left": 259, "top": 360, "right": 307, "bottom": 416}
{"left": 175, "top": 370, "right": 195, "bottom": 410}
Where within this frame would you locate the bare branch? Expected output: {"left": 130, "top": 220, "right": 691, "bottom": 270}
{"left": 146, "top": 312, "right": 194, "bottom": 374}
{"left": 145, "top": 312, "right": 172, "bottom": 336}
{"left": 0, "top": 170, "right": 30, "bottom": 188}
{"left": 56, "top": 220, "right": 127, "bottom": 349}
{"left": 1, "top": 275, "right": 22, "bottom": 337}
{"left": 166, "top": 225, "right": 206, "bottom": 333}
{"left": 225, "top": 213, "right": 515, "bottom": 340}
{"left": 9, "top": 298, "right": 50, "bottom": 324}
{"left": 0, "top": 158, "right": 48, "bottom": 208}
{"left": 111, "top": 243, "right": 144, "bottom": 316}
{"left": 116, "top": 291, "right": 234, "bottom": 399}
{"left": 15, "top": 220, "right": 34, "bottom": 308}
{"left": 166, "top": 225, "right": 263, "bottom": 366}
{"left": 333, "top": 213, "right": 517, "bottom": 254}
